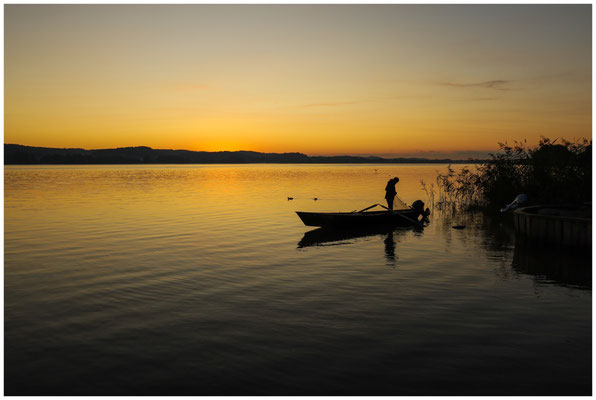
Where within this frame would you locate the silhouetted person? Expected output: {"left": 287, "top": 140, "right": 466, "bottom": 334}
{"left": 385, "top": 177, "right": 399, "bottom": 210}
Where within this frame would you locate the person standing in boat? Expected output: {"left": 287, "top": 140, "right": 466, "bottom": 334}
{"left": 385, "top": 177, "right": 399, "bottom": 211}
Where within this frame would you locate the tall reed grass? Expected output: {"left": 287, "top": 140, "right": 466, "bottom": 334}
{"left": 422, "top": 138, "right": 591, "bottom": 211}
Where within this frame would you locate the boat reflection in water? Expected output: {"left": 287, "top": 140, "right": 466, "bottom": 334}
{"left": 512, "top": 237, "right": 591, "bottom": 289}
{"left": 446, "top": 210, "right": 591, "bottom": 289}
{"left": 298, "top": 225, "right": 424, "bottom": 264}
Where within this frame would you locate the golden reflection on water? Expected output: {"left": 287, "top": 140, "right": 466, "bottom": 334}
{"left": 5, "top": 164, "right": 591, "bottom": 396}
{"left": 5, "top": 163, "right": 456, "bottom": 235}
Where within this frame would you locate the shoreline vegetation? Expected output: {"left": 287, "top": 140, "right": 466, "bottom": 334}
{"left": 424, "top": 138, "right": 592, "bottom": 210}
{"left": 4, "top": 144, "right": 483, "bottom": 165}
{"left": 6, "top": 138, "right": 592, "bottom": 211}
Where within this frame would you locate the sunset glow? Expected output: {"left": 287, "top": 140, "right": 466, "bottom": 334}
{"left": 5, "top": 4, "right": 592, "bottom": 158}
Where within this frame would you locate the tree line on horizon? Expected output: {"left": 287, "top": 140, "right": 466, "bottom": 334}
{"left": 4, "top": 144, "right": 482, "bottom": 165}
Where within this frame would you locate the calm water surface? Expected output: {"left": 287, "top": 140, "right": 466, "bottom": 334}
{"left": 5, "top": 164, "right": 591, "bottom": 395}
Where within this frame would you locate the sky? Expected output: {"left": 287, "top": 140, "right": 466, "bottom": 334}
{"left": 4, "top": 4, "right": 592, "bottom": 158}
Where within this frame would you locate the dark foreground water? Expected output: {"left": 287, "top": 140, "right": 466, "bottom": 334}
{"left": 4, "top": 164, "right": 591, "bottom": 395}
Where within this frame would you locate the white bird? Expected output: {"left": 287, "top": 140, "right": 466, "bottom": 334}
{"left": 500, "top": 194, "right": 528, "bottom": 212}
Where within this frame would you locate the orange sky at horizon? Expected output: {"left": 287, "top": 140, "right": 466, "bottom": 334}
{"left": 4, "top": 5, "right": 592, "bottom": 158}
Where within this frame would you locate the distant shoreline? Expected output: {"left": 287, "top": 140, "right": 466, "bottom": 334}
{"left": 4, "top": 144, "right": 486, "bottom": 165}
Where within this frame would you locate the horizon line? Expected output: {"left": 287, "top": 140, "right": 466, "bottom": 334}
{"left": 4, "top": 143, "right": 492, "bottom": 160}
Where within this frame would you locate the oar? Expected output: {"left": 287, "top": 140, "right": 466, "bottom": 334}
{"left": 353, "top": 203, "right": 382, "bottom": 213}
{"left": 378, "top": 204, "right": 423, "bottom": 227}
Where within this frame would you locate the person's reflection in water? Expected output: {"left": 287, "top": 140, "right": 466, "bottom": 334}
{"left": 384, "top": 230, "right": 397, "bottom": 266}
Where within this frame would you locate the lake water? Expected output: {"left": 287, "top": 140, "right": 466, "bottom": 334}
{"left": 4, "top": 164, "right": 591, "bottom": 395}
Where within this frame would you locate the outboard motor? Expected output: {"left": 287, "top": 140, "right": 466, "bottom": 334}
{"left": 500, "top": 194, "right": 528, "bottom": 212}
{"left": 411, "top": 200, "right": 431, "bottom": 219}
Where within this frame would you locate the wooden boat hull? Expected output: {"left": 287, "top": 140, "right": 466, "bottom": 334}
{"left": 296, "top": 209, "right": 422, "bottom": 228}
{"left": 513, "top": 204, "right": 591, "bottom": 248}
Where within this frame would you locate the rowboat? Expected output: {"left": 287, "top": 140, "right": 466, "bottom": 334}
{"left": 513, "top": 204, "right": 591, "bottom": 247}
{"left": 296, "top": 202, "right": 429, "bottom": 228}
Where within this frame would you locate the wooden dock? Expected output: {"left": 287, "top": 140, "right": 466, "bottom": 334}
{"left": 513, "top": 205, "right": 591, "bottom": 248}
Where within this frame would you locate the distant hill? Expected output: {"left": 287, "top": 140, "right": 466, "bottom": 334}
{"left": 4, "top": 144, "right": 484, "bottom": 165}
